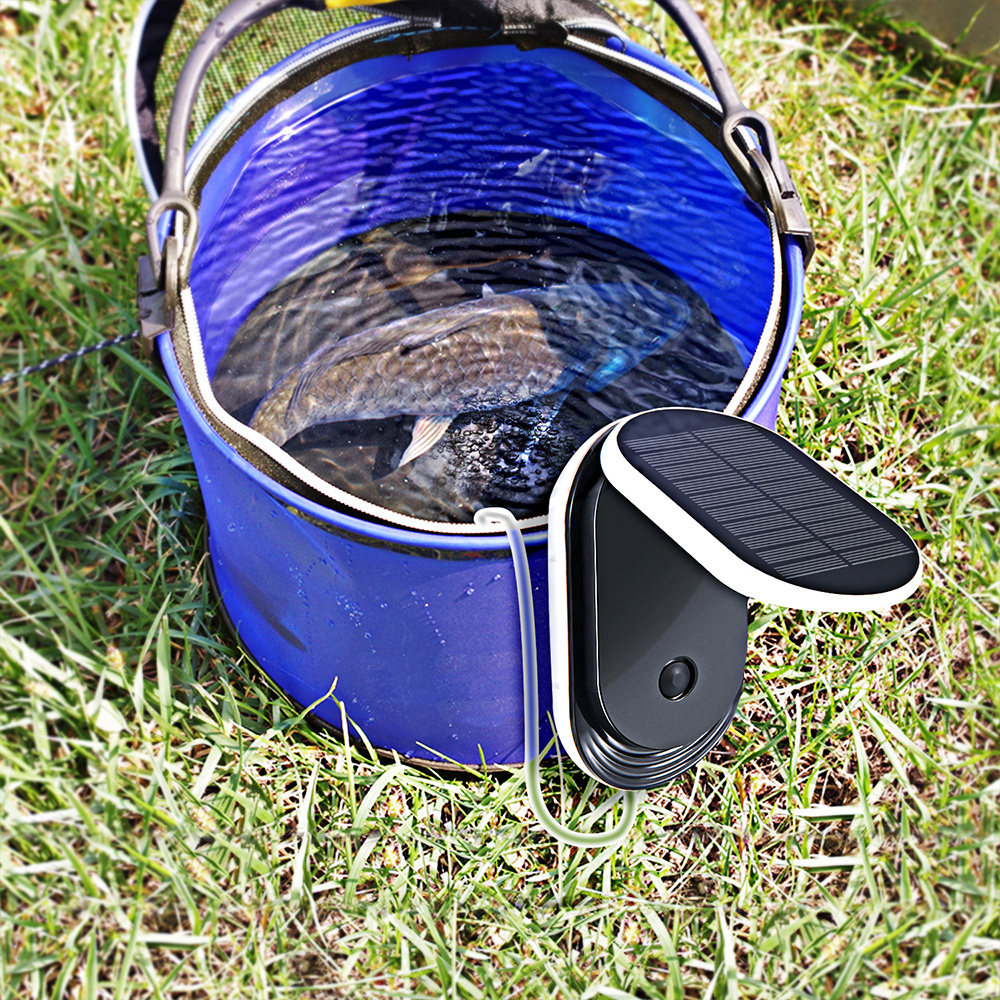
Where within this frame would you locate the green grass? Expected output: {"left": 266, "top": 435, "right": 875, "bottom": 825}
{"left": 1, "top": 0, "right": 999, "bottom": 996}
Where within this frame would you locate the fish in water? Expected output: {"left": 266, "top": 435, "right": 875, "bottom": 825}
{"left": 250, "top": 284, "right": 689, "bottom": 465}
{"left": 214, "top": 211, "right": 749, "bottom": 522}
{"left": 248, "top": 280, "right": 691, "bottom": 466}
{"left": 211, "top": 225, "right": 534, "bottom": 422}
{"left": 248, "top": 293, "right": 569, "bottom": 465}
{"left": 512, "top": 280, "right": 689, "bottom": 393}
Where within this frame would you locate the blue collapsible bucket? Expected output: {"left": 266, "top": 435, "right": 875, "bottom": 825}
{"left": 130, "top": 0, "right": 810, "bottom": 768}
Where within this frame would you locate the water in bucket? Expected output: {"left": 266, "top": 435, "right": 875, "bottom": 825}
{"left": 210, "top": 210, "right": 749, "bottom": 523}
{"left": 194, "top": 52, "right": 775, "bottom": 524}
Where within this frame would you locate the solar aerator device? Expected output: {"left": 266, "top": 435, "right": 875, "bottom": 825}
{"left": 546, "top": 408, "right": 921, "bottom": 790}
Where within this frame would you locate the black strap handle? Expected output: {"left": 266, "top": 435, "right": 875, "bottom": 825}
{"left": 652, "top": 1, "right": 813, "bottom": 261}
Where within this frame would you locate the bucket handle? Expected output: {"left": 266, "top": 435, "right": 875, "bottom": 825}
{"left": 145, "top": 0, "right": 329, "bottom": 292}
{"left": 145, "top": 0, "right": 814, "bottom": 298}
{"left": 653, "top": 1, "right": 814, "bottom": 261}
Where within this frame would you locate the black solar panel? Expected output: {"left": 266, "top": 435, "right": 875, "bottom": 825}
{"left": 614, "top": 409, "right": 919, "bottom": 597}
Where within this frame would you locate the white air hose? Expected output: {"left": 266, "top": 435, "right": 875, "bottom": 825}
{"left": 474, "top": 507, "right": 640, "bottom": 848}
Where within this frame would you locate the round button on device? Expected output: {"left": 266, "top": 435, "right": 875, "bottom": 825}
{"left": 659, "top": 658, "right": 696, "bottom": 700}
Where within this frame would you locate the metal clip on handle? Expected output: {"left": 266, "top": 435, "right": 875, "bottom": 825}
{"left": 652, "top": 0, "right": 814, "bottom": 265}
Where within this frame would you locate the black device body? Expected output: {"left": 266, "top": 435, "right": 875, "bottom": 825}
{"left": 548, "top": 408, "right": 922, "bottom": 790}
{"left": 560, "top": 435, "right": 746, "bottom": 788}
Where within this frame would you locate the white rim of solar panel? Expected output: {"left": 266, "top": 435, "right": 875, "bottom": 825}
{"left": 600, "top": 418, "right": 922, "bottom": 611}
